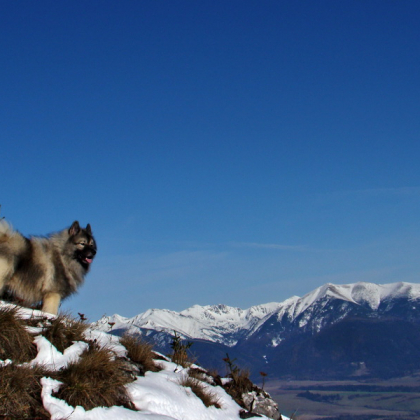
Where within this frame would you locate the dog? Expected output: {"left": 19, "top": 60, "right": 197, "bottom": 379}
{"left": 0, "top": 220, "right": 96, "bottom": 315}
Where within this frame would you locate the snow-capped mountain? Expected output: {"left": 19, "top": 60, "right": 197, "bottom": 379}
{"left": 94, "top": 301, "right": 283, "bottom": 346}
{"left": 94, "top": 281, "right": 420, "bottom": 344}
{"left": 94, "top": 282, "right": 420, "bottom": 380}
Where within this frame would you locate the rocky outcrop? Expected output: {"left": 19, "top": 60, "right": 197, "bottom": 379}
{"left": 242, "top": 389, "right": 282, "bottom": 420}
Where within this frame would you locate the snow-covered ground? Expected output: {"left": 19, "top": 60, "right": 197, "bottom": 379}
{"left": 1, "top": 301, "right": 289, "bottom": 420}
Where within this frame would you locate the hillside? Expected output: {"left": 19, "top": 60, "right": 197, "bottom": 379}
{"left": 0, "top": 301, "right": 286, "bottom": 420}
{"left": 94, "top": 282, "right": 420, "bottom": 380}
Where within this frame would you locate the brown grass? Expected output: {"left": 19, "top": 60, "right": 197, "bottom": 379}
{"left": 120, "top": 334, "right": 161, "bottom": 373}
{"left": 0, "top": 306, "right": 37, "bottom": 363}
{"left": 189, "top": 367, "right": 219, "bottom": 386}
{"left": 0, "top": 363, "right": 51, "bottom": 419}
{"left": 206, "top": 368, "right": 223, "bottom": 386}
{"left": 170, "top": 332, "right": 195, "bottom": 368}
{"left": 54, "top": 345, "right": 135, "bottom": 410}
{"left": 223, "top": 368, "right": 254, "bottom": 407}
{"left": 180, "top": 376, "right": 221, "bottom": 408}
{"left": 171, "top": 350, "right": 192, "bottom": 367}
{"left": 40, "top": 314, "right": 87, "bottom": 353}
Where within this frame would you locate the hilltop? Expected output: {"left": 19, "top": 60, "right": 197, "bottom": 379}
{"left": 0, "top": 301, "right": 286, "bottom": 420}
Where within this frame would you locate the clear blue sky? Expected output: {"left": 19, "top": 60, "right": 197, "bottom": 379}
{"left": 1, "top": 1, "right": 420, "bottom": 321}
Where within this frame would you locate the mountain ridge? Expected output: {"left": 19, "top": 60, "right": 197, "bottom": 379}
{"left": 93, "top": 281, "right": 420, "bottom": 380}
{"left": 94, "top": 281, "right": 420, "bottom": 343}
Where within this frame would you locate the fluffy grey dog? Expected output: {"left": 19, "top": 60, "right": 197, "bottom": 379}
{"left": 0, "top": 220, "right": 96, "bottom": 315}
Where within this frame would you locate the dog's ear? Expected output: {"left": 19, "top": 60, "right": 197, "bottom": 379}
{"left": 86, "top": 224, "right": 92, "bottom": 234}
{"left": 69, "top": 221, "right": 81, "bottom": 236}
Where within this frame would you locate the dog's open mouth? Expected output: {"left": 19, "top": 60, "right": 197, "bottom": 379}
{"left": 77, "top": 254, "right": 95, "bottom": 267}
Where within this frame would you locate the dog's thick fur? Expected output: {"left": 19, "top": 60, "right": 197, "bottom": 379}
{"left": 0, "top": 221, "right": 96, "bottom": 315}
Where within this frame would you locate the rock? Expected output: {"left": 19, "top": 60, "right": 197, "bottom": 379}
{"left": 242, "top": 390, "right": 282, "bottom": 420}
{"left": 119, "top": 357, "right": 142, "bottom": 379}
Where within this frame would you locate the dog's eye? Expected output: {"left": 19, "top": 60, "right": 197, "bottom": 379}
{"left": 79, "top": 242, "right": 86, "bottom": 246}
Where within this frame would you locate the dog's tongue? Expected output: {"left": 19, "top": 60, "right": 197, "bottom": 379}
{"left": 85, "top": 258, "right": 93, "bottom": 264}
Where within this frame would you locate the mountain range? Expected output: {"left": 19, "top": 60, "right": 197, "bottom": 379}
{"left": 93, "top": 282, "right": 420, "bottom": 380}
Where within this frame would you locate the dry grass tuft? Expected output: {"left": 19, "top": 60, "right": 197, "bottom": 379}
{"left": 222, "top": 354, "right": 254, "bottom": 407}
{"left": 170, "top": 332, "right": 195, "bottom": 367}
{"left": 0, "top": 363, "right": 51, "bottom": 419}
{"left": 223, "top": 368, "right": 254, "bottom": 407}
{"left": 0, "top": 306, "right": 37, "bottom": 363}
{"left": 188, "top": 367, "right": 218, "bottom": 386}
{"left": 40, "top": 314, "right": 87, "bottom": 353}
{"left": 207, "top": 368, "right": 225, "bottom": 388}
{"left": 181, "top": 376, "right": 221, "bottom": 408}
{"left": 120, "top": 334, "right": 161, "bottom": 373}
{"left": 54, "top": 345, "right": 135, "bottom": 410}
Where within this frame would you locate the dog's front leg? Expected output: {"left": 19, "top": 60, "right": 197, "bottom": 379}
{"left": 42, "top": 292, "right": 61, "bottom": 315}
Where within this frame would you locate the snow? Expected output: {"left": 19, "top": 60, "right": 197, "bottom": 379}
{"left": 29, "top": 336, "right": 89, "bottom": 370}
{"left": 271, "top": 337, "right": 282, "bottom": 347}
{"left": 127, "top": 368, "right": 242, "bottom": 420}
{"left": 41, "top": 377, "right": 173, "bottom": 420}
{"left": 93, "top": 303, "right": 283, "bottom": 347}
{"left": 83, "top": 327, "right": 128, "bottom": 357}
{"left": 272, "top": 281, "right": 420, "bottom": 325}
{"left": 93, "top": 281, "right": 420, "bottom": 347}
{"left": 1, "top": 301, "right": 289, "bottom": 420}
{"left": 37, "top": 340, "right": 275, "bottom": 420}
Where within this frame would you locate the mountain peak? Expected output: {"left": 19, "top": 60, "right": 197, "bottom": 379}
{"left": 293, "top": 281, "right": 420, "bottom": 314}
{"left": 93, "top": 281, "right": 420, "bottom": 348}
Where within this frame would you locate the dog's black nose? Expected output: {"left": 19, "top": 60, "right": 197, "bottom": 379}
{"left": 86, "top": 247, "right": 96, "bottom": 258}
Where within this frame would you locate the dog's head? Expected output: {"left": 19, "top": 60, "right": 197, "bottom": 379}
{"left": 68, "top": 221, "right": 97, "bottom": 270}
